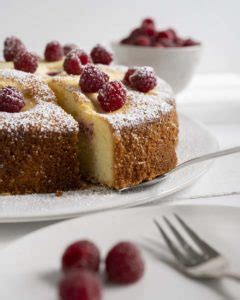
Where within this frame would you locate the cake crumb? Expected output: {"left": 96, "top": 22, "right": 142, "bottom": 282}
{"left": 55, "top": 190, "right": 63, "bottom": 197}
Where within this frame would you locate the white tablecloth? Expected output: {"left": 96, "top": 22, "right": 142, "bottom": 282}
{"left": 0, "top": 73, "right": 240, "bottom": 250}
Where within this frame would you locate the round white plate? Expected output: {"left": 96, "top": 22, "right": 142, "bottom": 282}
{"left": 0, "top": 204, "right": 240, "bottom": 299}
{"left": 0, "top": 114, "right": 218, "bottom": 223}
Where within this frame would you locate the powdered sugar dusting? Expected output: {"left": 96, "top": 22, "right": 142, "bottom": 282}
{"left": 98, "top": 65, "right": 175, "bottom": 130}
{"left": 51, "top": 64, "right": 175, "bottom": 130}
{"left": 0, "top": 69, "right": 78, "bottom": 135}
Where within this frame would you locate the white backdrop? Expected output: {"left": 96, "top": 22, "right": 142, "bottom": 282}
{"left": 1, "top": 0, "right": 239, "bottom": 73}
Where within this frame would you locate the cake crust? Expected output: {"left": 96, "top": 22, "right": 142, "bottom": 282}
{"left": 0, "top": 70, "right": 80, "bottom": 194}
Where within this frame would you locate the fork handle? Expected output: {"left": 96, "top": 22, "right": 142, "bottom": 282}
{"left": 223, "top": 270, "right": 240, "bottom": 281}
{"left": 169, "top": 146, "right": 240, "bottom": 174}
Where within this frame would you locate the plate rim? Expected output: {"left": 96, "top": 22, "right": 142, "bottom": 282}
{"left": 0, "top": 113, "right": 219, "bottom": 223}
{"left": 0, "top": 202, "right": 237, "bottom": 256}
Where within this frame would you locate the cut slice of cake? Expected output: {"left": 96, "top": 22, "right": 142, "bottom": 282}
{"left": 49, "top": 65, "right": 178, "bottom": 189}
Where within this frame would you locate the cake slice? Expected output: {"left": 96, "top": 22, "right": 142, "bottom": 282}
{"left": 49, "top": 65, "right": 178, "bottom": 189}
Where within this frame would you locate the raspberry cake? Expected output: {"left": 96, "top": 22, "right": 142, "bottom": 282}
{"left": 0, "top": 37, "right": 178, "bottom": 193}
{"left": 0, "top": 69, "right": 80, "bottom": 194}
{"left": 49, "top": 65, "right": 178, "bottom": 189}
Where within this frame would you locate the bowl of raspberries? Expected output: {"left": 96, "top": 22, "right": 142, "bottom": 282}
{"left": 112, "top": 18, "right": 202, "bottom": 93}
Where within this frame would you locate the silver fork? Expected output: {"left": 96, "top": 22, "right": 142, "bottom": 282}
{"left": 154, "top": 214, "right": 240, "bottom": 280}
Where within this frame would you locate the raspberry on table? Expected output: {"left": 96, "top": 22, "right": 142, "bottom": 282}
{"left": 105, "top": 241, "right": 145, "bottom": 284}
{"left": 59, "top": 270, "right": 102, "bottom": 300}
{"left": 14, "top": 51, "right": 38, "bottom": 73}
{"left": 3, "top": 36, "right": 26, "bottom": 61}
{"left": 0, "top": 86, "right": 25, "bottom": 113}
{"left": 62, "top": 240, "right": 100, "bottom": 273}
{"left": 44, "top": 40, "right": 63, "bottom": 62}
{"left": 90, "top": 45, "right": 113, "bottom": 65}
{"left": 80, "top": 64, "right": 109, "bottom": 93}
{"left": 98, "top": 81, "right": 127, "bottom": 112}
{"left": 129, "top": 66, "right": 157, "bottom": 93}
{"left": 63, "top": 43, "right": 78, "bottom": 56}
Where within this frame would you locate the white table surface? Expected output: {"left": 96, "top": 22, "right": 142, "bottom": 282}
{"left": 0, "top": 73, "right": 240, "bottom": 250}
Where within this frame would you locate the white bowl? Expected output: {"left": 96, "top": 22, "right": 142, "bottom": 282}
{"left": 111, "top": 42, "right": 202, "bottom": 94}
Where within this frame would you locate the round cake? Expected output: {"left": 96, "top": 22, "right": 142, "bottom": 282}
{"left": 0, "top": 69, "right": 80, "bottom": 194}
{"left": 0, "top": 63, "right": 178, "bottom": 193}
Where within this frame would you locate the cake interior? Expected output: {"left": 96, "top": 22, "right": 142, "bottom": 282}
{"left": 49, "top": 77, "right": 115, "bottom": 187}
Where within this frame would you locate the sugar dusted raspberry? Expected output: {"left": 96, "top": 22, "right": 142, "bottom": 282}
{"left": 63, "top": 43, "right": 78, "bottom": 55}
{"left": 129, "top": 66, "right": 157, "bottom": 93}
{"left": 64, "top": 50, "right": 84, "bottom": 75}
{"left": 134, "top": 35, "right": 151, "bottom": 46}
{"left": 62, "top": 240, "right": 100, "bottom": 273}
{"left": 59, "top": 270, "right": 102, "bottom": 300}
{"left": 123, "top": 67, "right": 137, "bottom": 85}
{"left": 74, "top": 49, "right": 91, "bottom": 65}
{"left": 105, "top": 241, "right": 145, "bottom": 284}
{"left": 0, "top": 86, "right": 25, "bottom": 113}
{"left": 90, "top": 44, "right": 113, "bottom": 65}
{"left": 44, "top": 40, "right": 63, "bottom": 62}
{"left": 3, "top": 36, "right": 26, "bottom": 61}
{"left": 14, "top": 51, "right": 38, "bottom": 73}
{"left": 80, "top": 64, "right": 109, "bottom": 93}
{"left": 98, "top": 81, "right": 126, "bottom": 112}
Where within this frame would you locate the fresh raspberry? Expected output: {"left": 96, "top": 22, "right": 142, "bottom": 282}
{"left": 156, "top": 29, "right": 175, "bottom": 41}
{"left": 143, "top": 26, "right": 156, "bottom": 37}
{"left": 120, "top": 38, "right": 133, "bottom": 45}
{"left": 141, "top": 18, "right": 155, "bottom": 29}
{"left": 105, "top": 241, "right": 145, "bottom": 284}
{"left": 175, "top": 37, "right": 185, "bottom": 47}
{"left": 14, "top": 51, "right": 38, "bottom": 73}
{"left": 129, "top": 28, "right": 144, "bottom": 39}
{"left": 59, "top": 270, "right": 102, "bottom": 300}
{"left": 184, "top": 38, "right": 200, "bottom": 46}
{"left": 80, "top": 64, "right": 109, "bottom": 93}
{"left": 152, "top": 42, "right": 164, "bottom": 47}
{"left": 90, "top": 45, "right": 113, "bottom": 65}
{"left": 44, "top": 40, "right": 63, "bottom": 62}
{"left": 63, "top": 43, "right": 78, "bottom": 55}
{"left": 0, "top": 86, "right": 25, "bottom": 113}
{"left": 3, "top": 36, "right": 26, "bottom": 61}
{"left": 62, "top": 240, "right": 100, "bottom": 273}
{"left": 134, "top": 35, "right": 151, "bottom": 46}
{"left": 98, "top": 81, "right": 126, "bottom": 112}
{"left": 123, "top": 67, "right": 137, "bottom": 85}
{"left": 129, "top": 67, "right": 157, "bottom": 93}
{"left": 159, "top": 38, "right": 176, "bottom": 47}
{"left": 64, "top": 50, "right": 84, "bottom": 75}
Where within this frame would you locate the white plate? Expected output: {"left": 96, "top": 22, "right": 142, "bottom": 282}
{"left": 0, "top": 204, "right": 240, "bottom": 299}
{"left": 0, "top": 114, "right": 218, "bottom": 223}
